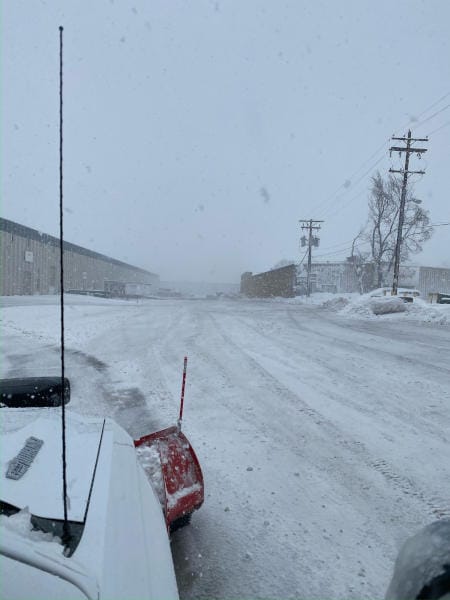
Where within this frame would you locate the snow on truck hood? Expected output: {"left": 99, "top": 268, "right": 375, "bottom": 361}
{"left": 0, "top": 409, "right": 104, "bottom": 521}
{"left": 0, "top": 408, "right": 180, "bottom": 600}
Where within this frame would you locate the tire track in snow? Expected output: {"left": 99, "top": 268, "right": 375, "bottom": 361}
{"left": 183, "top": 310, "right": 405, "bottom": 599}
{"left": 150, "top": 307, "right": 313, "bottom": 599}
{"left": 287, "top": 309, "right": 450, "bottom": 379}
{"left": 62, "top": 305, "right": 186, "bottom": 437}
{"left": 225, "top": 310, "right": 450, "bottom": 446}
{"left": 9, "top": 340, "right": 161, "bottom": 439}
{"left": 370, "top": 459, "right": 450, "bottom": 518}
{"left": 62, "top": 348, "right": 156, "bottom": 436}
{"left": 206, "top": 311, "right": 450, "bottom": 522}
{"left": 171, "top": 310, "right": 339, "bottom": 600}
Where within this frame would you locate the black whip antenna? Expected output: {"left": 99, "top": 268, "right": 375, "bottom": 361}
{"left": 59, "top": 25, "right": 70, "bottom": 548}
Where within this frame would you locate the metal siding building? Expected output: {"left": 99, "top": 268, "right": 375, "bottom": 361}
{"left": 0, "top": 218, "right": 159, "bottom": 296}
{"left": 296, "top": 262, "right": 450, "bottom": 296}
{"left": 297, "top": 262, "right": 363, "bottom": 294}
{"left": 419, "top": 266, "right": 450, "bottom": 297}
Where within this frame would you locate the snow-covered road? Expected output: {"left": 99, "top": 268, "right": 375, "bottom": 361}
{"left": 2, "top": 295, "right": 449, "bottom": 599}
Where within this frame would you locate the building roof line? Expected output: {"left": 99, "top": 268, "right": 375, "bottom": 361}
{"left": 0, "top": 217, "right": 157, "bottom": 277}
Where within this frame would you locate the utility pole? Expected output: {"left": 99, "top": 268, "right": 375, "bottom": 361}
{"left": 389, "top": 130, "right": 427, "bottom": 295}
{"left": 299, "top": 219, "right": 323, "bottom": 297}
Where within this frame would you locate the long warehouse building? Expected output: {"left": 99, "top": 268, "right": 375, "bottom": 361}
{"left": 0, "top": 217, "right": 159, "bottom": 296}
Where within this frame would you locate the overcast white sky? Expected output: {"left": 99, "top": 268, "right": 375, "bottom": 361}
{"left": 2, "top": 1, "right": 449, "bottom": 282}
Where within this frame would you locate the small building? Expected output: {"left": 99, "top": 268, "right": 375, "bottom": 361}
{"left": 240, "top": 265, "right": 296, "bottom": 298}
{"left": 0, "top": 217, "right": 159, "bottom": 296}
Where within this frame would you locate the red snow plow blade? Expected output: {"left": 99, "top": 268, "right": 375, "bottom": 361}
{"left": 134, "top": 426, "right": 204, "bottom": 530}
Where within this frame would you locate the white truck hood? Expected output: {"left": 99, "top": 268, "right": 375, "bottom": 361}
{"left": 0, "top": 408, "right": 179, "bottom": 600}
{"left": 0, "top": 410, "right": 103, "bottom": 522}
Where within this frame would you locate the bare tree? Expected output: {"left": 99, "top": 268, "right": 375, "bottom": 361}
{"left": 348, "top": 230, "right": 371, "bottom": 293}
{"left": 362, "top": 172, "right": 433, "bottom": 288}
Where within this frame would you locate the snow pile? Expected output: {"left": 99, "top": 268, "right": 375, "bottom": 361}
{"left": 282, "top": 290, "right": 448, "bottom": 323}
{"left": 402, "top": 298, "right": 450, "bottom": 324}
{"left": 369, "top": 297, "right": 407, "bottom": 316}
{"left": 136, "top": 444, "right": 165, "bottom": 508}
{"left": 331, "top": 293, "right": 409, "bottom": 318}
{"left": 282, "top": 292, "right": 411, "bottom": 317}
{"left": 335, "top": 294, "right": 450, "bottom": 323}
{"left": 338, "top": 295, "right": 377, "bottom": 318}
{"left": 321, "top": 296, "right": 351, "bottom": 311}
{"left": 0, "top": 508, "right": 61, "bottom": 545}
{"left": 281, "top": 292, "right": 358, "bottom": 306}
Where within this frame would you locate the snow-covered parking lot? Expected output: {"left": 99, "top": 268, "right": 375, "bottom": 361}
{"left": 2, "top": 294, "right": 450, "bottom": 599}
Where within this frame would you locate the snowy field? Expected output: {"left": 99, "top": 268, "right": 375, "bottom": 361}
{"left": 1, "top": 294, "right": 450, "bottom": 599}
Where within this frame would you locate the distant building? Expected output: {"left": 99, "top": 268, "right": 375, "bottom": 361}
{"left": 296, "top": 261, "right": 373, "bottom": 294}
{"left": 363, "top": 264, "right": 450, "bottom": 296}
{"left": 240, "top": 265, "right": 296, "bottom": 298}
{"left": 0, "top": 217, "right": 159, "bottom": 296}
{"left": 419, "top": 266, "right": 450, "bottom": 296}
{"left": 296, "top": 261, "right": 450, "bottom": 297}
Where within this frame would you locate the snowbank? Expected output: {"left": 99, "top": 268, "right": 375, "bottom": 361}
{"left": 402, "top": 298, "right": 450, "bottom": 324}
{"left": 288, "top": 292, "right": 450, "bottom": 324}
{"left": 369, "top": 297, "right": 407, "bottom": 315}
{"left": 343, "top": 295, "right": 450, "bottom": 323}
{"left": 267, "top": 292, "right": 357, "bottom": 307}
{"left": 342, "top": 295, "right": 407, "bottom": 317}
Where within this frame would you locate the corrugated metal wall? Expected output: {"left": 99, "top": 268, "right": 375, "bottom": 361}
{"left": 419, "top": 267, "right": 450, "bottom": 297}
{"left": 298, "top": 262, "right": 374, "bottom": 294}
{"left": 0, "top": 218, "right": 159, "bottom": 296}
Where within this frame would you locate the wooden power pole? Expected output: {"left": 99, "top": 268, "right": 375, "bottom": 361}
{"left": 299, "top": 220, "right": 323, "bottom": 297}
{"left": 389, "top": 130, "right": 428, "bottom": 295}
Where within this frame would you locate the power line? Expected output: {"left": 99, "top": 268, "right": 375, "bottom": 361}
{"left": 316, "top": 159, "right": 386, "bottom": 222}
{"left": 296, "top": 248, "right": 309, "bottom": 267}
{"left": 296, "top": 94, "right": 445, "bottom": 290}
{"left": 320, "top": 157, "right": 385, "bottom": 221}
{"left": 297, "top": 92, "right": 446, "bottom": 269}
{"left": 320, "top": 99, "right": 446, "bottom": 223}
{"left": 315, "top": 91, "right": 450, "bottom": 222}
{"left": 418, "top": 91, "right": 450, "bottom": 116}
{"left": 414, "top": 103, "right": 450, "bottom": 130}
{"left": 312, "top": 241, "right": 371, "bottom": 260}
{"left": 427, "top": 120, "right": 450, "bottom": 137}
{"left": 318, "top": 238, "right": 365, "bottom": 252}
{"left": 313, "top": 140, "right": 389, "bottom": 217}
{"left": 320, "top": 189, "right": 367, "bottom": 221}
{"left": 395, "top": 91, "right": 450, "bottom": 134}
